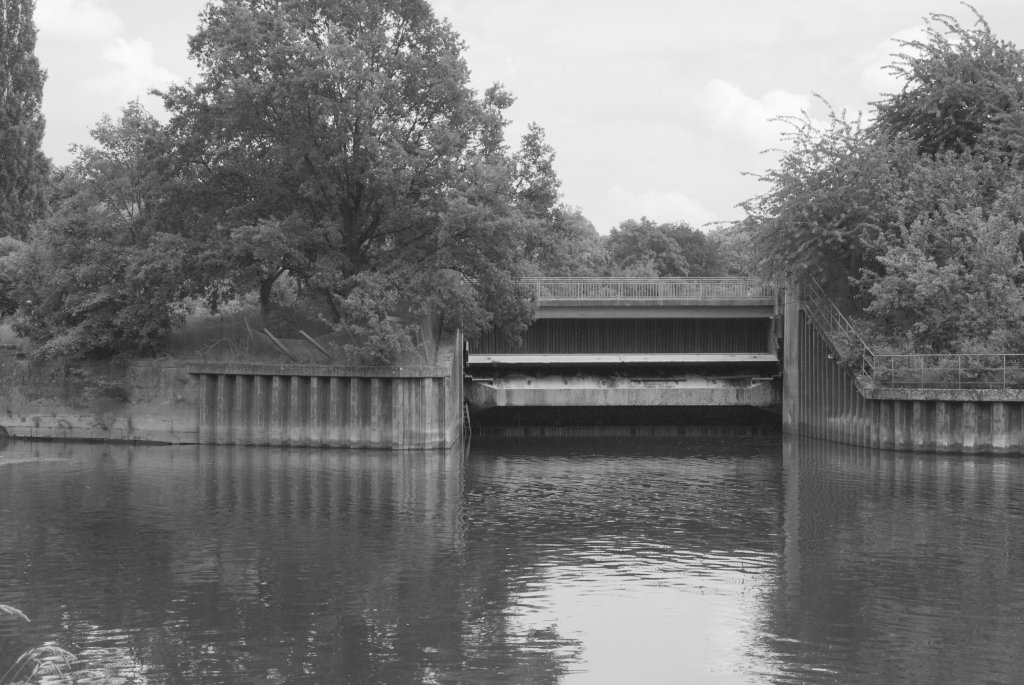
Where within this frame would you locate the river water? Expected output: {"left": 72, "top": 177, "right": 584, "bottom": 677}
{"left": 1, "top": 436, "right": 1022, "bottom": 684}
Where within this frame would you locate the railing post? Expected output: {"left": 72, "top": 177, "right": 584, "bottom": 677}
{"left": 958, "top": 356, "right": 962, "bottom": 390}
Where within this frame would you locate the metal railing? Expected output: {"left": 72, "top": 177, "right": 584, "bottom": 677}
{"left": 871, "top": 354, "right": 1024, "bottom": 390}
{"left": 521, "top": 277, "right": 776, "bottom": 301}
{"left": 801, "top": 278, "right": 877, "bottom": 378}
{"left": 802, "top": 279, "right": 1024, "bottom": 390}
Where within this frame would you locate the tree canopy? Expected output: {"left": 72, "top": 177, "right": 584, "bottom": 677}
{"left": 0, "top": 0, "right": 49, "bottom": 239}
{"left": 605, "top": 218, "right": 721, "bottom": 277}
{"left": 740, "top": 7, "right": 1024, "bottom": 353}
{"left": 152, "top": 0, "right": 550, "bottom": 359}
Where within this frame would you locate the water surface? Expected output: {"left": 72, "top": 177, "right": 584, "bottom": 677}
{"left": 0, "top": 437, "right": 1022, "bottom": 684}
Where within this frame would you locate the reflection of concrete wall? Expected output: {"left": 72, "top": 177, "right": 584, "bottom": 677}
{"left": 0, "top": 333, "right": 464, "bottom": 449}
{"left": 775, "top": 436, "right": 1024, "bottom": 683}
{"left": 785, "top": 308, "right": 1024, "bottom": 454}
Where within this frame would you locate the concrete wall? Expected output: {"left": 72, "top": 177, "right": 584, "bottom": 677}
{"left": 0, "top": 356, "right": 199, "bottom": 443}
{"left": 0, "top": 333, "right": 464, "bottom": 449}
{"left": 467, "top": 375, "right": 780, "bottom": 409}
{"left": 785, "top": 304, "right": 1024, "bottom": 455}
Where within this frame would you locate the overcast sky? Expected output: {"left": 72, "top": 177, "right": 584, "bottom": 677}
{"left": 33, "top": 0, "right": 1024, "bottom": 233}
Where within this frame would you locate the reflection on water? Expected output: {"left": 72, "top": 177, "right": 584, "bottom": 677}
{"left": 772, "top": 437, "right": 1024, "bottom": 685}
{"left": 0, "top": 437, "right": 1023, "bottom": 683}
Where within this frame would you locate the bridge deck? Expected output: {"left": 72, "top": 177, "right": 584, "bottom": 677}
{"left": 468, "top": 353, "right": 778, "bottom": 366}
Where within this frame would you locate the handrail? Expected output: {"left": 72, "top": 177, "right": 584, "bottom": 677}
{"left": 801, "top": 279, "right": 1024, "bottom": 390}
{"left": 870, "top": 354, "right": 1024, "bottom": 390}
{"left": 801, "top": 278, "right": 876, "bottom": 378}
{"left": 521, "top": 277, "right": 775, "bottom": 301}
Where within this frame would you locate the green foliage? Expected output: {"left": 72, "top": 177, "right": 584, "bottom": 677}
{"left": 739, "top": 7, "right": 1024, "bottom": 353}
{"left": 158, "top": 0, "right": 538, "bottom": 358}
{"left": 514, "top": 123, "right": 562, "bottom": 219}
{"left": 862, "top": 206, "right": 1024, "bottom": 354}
{"left": 526, "top": 205, "right": 607, "bottom": 276}
{"left": 4, "top": 104, "right": 191, "bottom": 359}
{"left": 0, "top": 0, "right": 49, "bottom": 239}
{"left": 874, "top": 6, "right": 1024, "bottom": 156}
{"left": 739, "top": 108, "right": 908, "bottom": 299}
{"left": 605, "top": 217, "right": 721, "bottom": 277}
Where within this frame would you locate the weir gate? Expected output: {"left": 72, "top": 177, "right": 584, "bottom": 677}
{"left": 465, "top": 278, "right": 782, "bottom": 435}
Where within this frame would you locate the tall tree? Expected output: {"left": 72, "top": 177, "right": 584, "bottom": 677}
{"left": 3, "top": 104, "right": 191, "bottom": 359}
{"left": 0, "top": 0, "right": 48, "bottom": 238}
{"left": 160, "top": 0, "right": 535, "bottom": 357}
{"left": 874, "top": 7, "right": 1024, "bottom": 157}
{"left": 605, "top": 218, "right": 721, "bottom": 277}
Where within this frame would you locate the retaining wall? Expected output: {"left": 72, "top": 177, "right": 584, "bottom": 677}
{"left": 0, "top": 333, "right": 463, "bottom": 449}
{"left": 783, "top": 295, "right": 1024, "bottom": 454}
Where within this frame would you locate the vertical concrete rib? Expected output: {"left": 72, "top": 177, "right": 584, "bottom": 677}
{"left": 309, "top": 376, "right": 323, "bottom": 447}
{"left": 269, "top": 376, "right": 285, "bottom": 445}
{"left": 350, "top": 378, "right": 365, "bottom": 448}
{"left": 252, "top": 375, "right": 269, "bottom": 445}
{"left": 878, "top": 401, "right": 894, "bottom": 450}
{"left": 962, "top": 402, "right": 978, "bottom": 452}
{"left": 198, "top": 374, "right": 215, "bottom": 444}
{"left": 369, "top": 378, "right": 383, "bottom": 448}
{"left": 935, "top": 402, "right": 951, "bottom": 452}
{"left": 215, "top": 375, "right": 234, "bottom": 444}
{"left": 992, "top": 402, "right": 1009, "bottom": 453}
{"left": 234, "top": 374, "right": 252, "bottom": 445}
{"left": 328, "top": 377, "right": 343, "bottom": 448}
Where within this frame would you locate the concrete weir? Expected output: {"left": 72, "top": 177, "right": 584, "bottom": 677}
{"left": 466, "top": 278, "right": 783, "bottom": 431}
{"left": 467, "top": 373, "right": 779, "bottom": 409}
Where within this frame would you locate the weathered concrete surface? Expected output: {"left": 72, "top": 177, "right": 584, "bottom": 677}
{"left": 786, "top": 305, "right": 1024, "bottom": 455}
{"left": 0, "top": 332, "right": 464, "bottom": 449}
{"left": 468, "top": 353, "right": 778, "bottom": 366}
{"left": 0, "top": 356, "right": 198, "bottom": 443}
{"left": 466, "top": 375, "right": 780, "bottom": 408}
{"left": 534, "top": 300, "right": 775, "bottom": 319}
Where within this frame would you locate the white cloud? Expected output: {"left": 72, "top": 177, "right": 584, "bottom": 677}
{"left": 693, "top": 79, "right": 812, "bottom": 148}
{"left": 35, "top": 0, "right": 121, "bottom": 40}
{"left": 89, "top": 37, "right": 177, "bottom": 107}
{"left": 608, "top": 187, "right": 723, "bottom": 230}
{"left": 858, "top": 26, "right": 927, "bottom": 99}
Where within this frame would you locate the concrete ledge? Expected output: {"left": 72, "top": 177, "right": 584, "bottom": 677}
{"left": 187, "top": 362, "right": 451, "bottom": 378}
{"left": 468, "top": 377, "right": 780, "bottom": 408}
{"left": 857, "top": 377, "right": 1024, "bottom": 402}
{"left": 469, "top": 353, "right": 779, "bottom": 366}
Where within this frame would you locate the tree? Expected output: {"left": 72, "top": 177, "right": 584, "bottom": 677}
{"left": 874, "top": 7, "right": 1024, "bottom": 157}
{"left": 738, "top": 109, "right": 909, "bottom": 302}
{"left": 738, "top": 7, "right": 1024, "bottom": 352}
{"left": 3, "top": 104, "right": 191, "bottom": 358}
{"left": 605, "top": 217, "right": 722, "bottom": 277}
{"left": 159, "top": 0, "right": 536, "bottom": 358}
{"left": 527, "top": 205, "right": 607, "bottom": 276}
{"left": 0, "top": 0, "right": 49, "bottom": 238}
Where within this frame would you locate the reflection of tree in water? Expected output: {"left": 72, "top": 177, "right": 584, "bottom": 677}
{"left": 764, "top": 437, "right": 1024, "bottom": 684}
{"left": 0, "top": 443, "right": 580, "bottom": 684}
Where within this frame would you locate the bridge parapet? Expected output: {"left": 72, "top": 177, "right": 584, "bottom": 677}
{"left": 521, "top": 277, "right": 777, "bottom": 320}
{"left": 522, "top": 277, "right": 775, "bottom": 302}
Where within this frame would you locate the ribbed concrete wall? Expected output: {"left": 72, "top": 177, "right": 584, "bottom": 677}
{"left": 194, "top": 373, "right": 458, "bottom": 449}
{"left": 191, "top": 335, "right": 464, "bottom": 450}
{"left": 473, "top": 318, "right": 773, "bottom": 354}
{"left": 787, "top": 306, "right": 1024, "bottom": 455}
{"left": 0, "top": 334, "right": 464, "bottom": 450}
